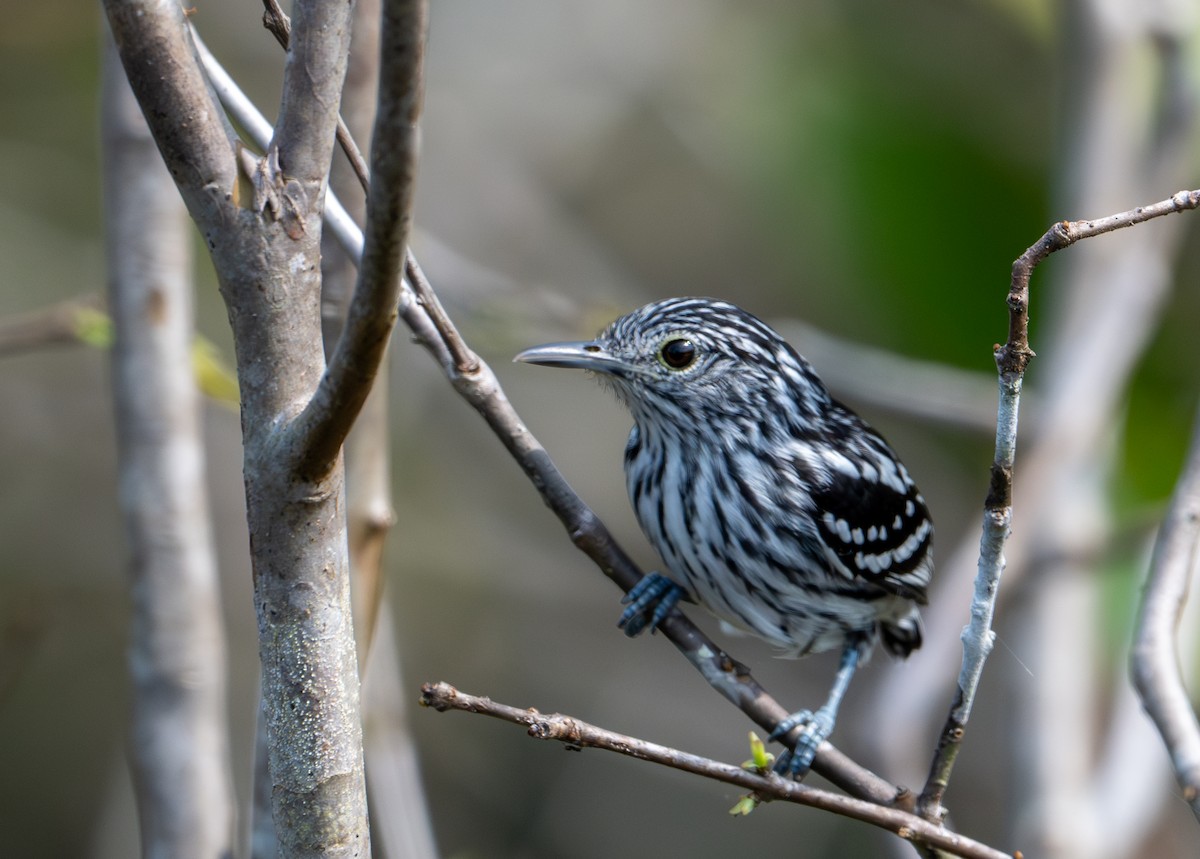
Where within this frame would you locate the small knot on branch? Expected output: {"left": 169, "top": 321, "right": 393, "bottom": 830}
{"left": 419, "top": 681, "right": 458, "bottom": 711}
{"left": 984, "top": 463, "right": 1013, "bottom": 509}
{"left": 529, "top": 715, "right": 584, "bottom": 745}
{"left": 1172, "top": 189, "right": 1200, "bottom": 211}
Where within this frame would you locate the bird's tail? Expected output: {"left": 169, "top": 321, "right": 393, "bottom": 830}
{"left": 881, "top": 607, "right": 923, "bottom": 658}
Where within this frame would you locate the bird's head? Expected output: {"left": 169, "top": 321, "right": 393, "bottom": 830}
{"left": 515, "top": 297, "right": 829, "bottom": 427}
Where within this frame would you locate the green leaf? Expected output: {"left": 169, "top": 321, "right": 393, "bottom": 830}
{"left": 741, "top": 731, "right": 773, "bottom": 772}
{"left": 72, "top": 306, "right": 113, "bottom": 348}
{"left": 729, "top": 795, "right": 759, "bottom": 816}
{"left": 192, "top": 335, "right": 240, "bottom": 407}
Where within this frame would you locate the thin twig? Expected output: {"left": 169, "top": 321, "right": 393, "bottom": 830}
{"left": 420, "top": 682, "right": 1013, "bottom": 859}
{"left": 1131, "top": 401, "right": 1200, "bottom": 824}
{"left": 917, "top": 189, "right": 1200, "bottom": 820}
{"left": 0, "top": 295, "right": 105, "bottom": 357}
{"left": 404, "top": 252, "right": 479, "bottom": 374}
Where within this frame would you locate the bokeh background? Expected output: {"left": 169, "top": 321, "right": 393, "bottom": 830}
{"left": 2, "top": 0, "right": 1199, "bottom": 856}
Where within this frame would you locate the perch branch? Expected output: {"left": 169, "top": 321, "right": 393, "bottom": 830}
{"left": 918, "top": 188, "right": 1200, "bottom": 820}
{"left": 420, "top": 682, "right": 1013, "bottom": 859}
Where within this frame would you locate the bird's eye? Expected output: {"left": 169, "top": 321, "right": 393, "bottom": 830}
{"left": 659, "top": 338, "right": 697, "bottom": 370}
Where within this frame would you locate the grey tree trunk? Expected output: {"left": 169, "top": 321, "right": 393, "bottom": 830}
{"left": 102, "top": 0, "right": 425, "bottom": 853}
{"left": 101, "top": 30, "right": 235, "bottom": 859}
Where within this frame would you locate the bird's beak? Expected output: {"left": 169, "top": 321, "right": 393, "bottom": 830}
{"left": 513, "top": 341, "right": 628, "bottom": 375}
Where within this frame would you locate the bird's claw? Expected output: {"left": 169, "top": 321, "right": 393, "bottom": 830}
{"left": 618, "top": 573, "right": 683, "bottom": 637}
{"left": 770, "top": 708, "right": 835, "bottom": 777}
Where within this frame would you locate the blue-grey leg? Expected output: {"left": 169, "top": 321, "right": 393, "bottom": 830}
{"left": 771, "top": 643, "right": 862, "bottom": 776}
{"left": 618, "top": 572, "right": 684, "bottom": 637}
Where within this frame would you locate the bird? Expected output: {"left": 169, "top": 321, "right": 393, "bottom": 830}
{"left": 514, "top": 297, "right": 934, "bottom": 775}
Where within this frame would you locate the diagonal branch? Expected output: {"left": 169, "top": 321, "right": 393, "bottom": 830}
{"left": 918, "top": 188, "right": 1200, "bottom": 820}
{"left": 420, "top": 682, "right": 1014, "bottom": 859}
{"left": 290, "top": 0, "right": 429, "bottom": 478}
{"left": 1132, "top": 402, "right": 1200, "bottom": 824}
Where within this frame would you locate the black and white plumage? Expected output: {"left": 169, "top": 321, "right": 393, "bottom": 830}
{"left": 515, "top": 297, "right": 934, "bottom": 774}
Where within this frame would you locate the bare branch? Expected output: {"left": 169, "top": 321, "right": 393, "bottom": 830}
{"left": 291, "top": 0, "right": 428, "bottom": 478}
{"left": 114, "top": 4, "right": 375, "bottom": 852}
{"left": 997, "top": 192, "right": 1200, "bottom": 378}
{"left": 1132, "top": 402, "right": 1200, "bottom": 823}
{"left": 261, "top": 0, "right": 372, "bottom": 195}
{"left": 101, "top": 34, "right": 233, "bottom": 857}
{"left": 0, "top": 295, "right": 105, "bottom": 357}
{"left": 919, "top": 188, "right": 1200, "bottom": 820}
{"left": 101, "top": 0, "right": 237, "bottom": 225}
{"left": 420, "top": 682, "right": 1013, "bottom": 859}
{"left": 271, "top": 0, "right": 354, "bottom": 185}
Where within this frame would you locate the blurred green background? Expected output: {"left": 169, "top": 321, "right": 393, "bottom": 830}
{"left": 2, "top": 0, "right": 1198, "bottom": 857}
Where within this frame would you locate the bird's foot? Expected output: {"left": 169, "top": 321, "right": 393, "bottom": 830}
{"left": 769, "top": 707, "right": 835, "bottom": 778}
{"left": 618, "top": 573, "right": 683, "bottom": 637}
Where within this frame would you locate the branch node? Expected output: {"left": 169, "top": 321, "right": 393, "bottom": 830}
{"left": 419, "top": 681, "right": 457, "bottom": 712}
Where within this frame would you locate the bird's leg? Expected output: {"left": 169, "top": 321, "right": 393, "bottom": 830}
{"left": 618, "top": 573, "right": 684, "bottom": 637}
{"left": 770, "top": 642, "right": 862, "bottom": 777}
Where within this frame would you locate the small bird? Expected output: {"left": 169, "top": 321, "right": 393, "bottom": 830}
{"left": 515, "top": 297, "right": 933, "bottom": 774}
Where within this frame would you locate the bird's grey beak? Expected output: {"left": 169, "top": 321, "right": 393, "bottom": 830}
{"left": 514, "top": 341, "right": 628, "bottom": 374}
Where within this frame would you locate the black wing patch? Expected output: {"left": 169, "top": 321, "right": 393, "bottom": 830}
{"left": 811, "top": 458, "right": 933, "bottom": 604}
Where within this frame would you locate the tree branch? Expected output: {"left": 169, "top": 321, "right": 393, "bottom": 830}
{"left": 918, "top": 188, "right": 1200, "bottom": 820}
{"left": 291, "top": 0, "right": 428, "bottom": 479}
{"left": 261, "top": 0, "right": 372, "bottom": 196}
{"left": 420, "top": 682, "right": 1013, "bottom": 859}
{"left": 1132, "top": 401, "right": 1200, "bottom": 824}
{"left": 101, "top": 0, "right": 237, "bottom": 227}
{"left": 271, "top": 0, "right": 355, "bottom": 185}
{"left": 0, "top": 295, "right": 105, "bottom": 357}
{"left": 101, "top": 33, "right": 233, "bottom": 857}
{"left": 112, "top": 3, "right": 376, "bottom": 852}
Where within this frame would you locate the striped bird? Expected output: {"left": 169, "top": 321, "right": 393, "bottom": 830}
{"left": 516, "top": 297, "right": 934, "bottom": 774}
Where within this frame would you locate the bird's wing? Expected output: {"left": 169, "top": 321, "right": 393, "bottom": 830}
{"left": 806, "top": 443, "right": 933, "bottom": 604}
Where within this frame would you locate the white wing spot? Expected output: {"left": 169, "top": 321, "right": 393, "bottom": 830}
{"left": 826, "top": 512, "right": 853, "bottom": 545}
{"left": 893, "top": 519, "right": 932, "bottom": 564}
